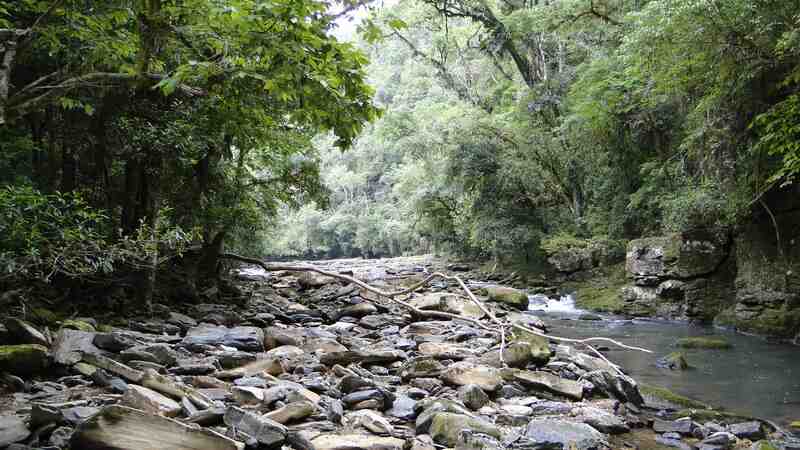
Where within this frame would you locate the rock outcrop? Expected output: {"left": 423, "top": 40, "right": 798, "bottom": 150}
{"left": 619, "top": 187, "right": 800, "bottom": 340}
{"left": 621, "top": 229, "right": 735, "bottom": 322}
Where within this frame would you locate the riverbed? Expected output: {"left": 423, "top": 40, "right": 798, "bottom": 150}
{"left": 529, "top": 294, "right": 800, "bottom": 428}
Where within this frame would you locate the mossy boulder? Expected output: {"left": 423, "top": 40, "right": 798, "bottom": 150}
{"left": 566, "top": 264, "right": 626, "bottom": 313}
{"left": 0, "top": 344, "right": 50, "bottom": 375}
{"left": 509, "top": 328, "right": 551, "bottom": 365}
{"left": 676, "top": 337, "right": 732, "bottom": 349}
{"left": 485, "top": 286, "right": 529, "bottom": 310}
{"left": 428, "top": 412, "right": 501, "bottom": 447}
{"left": 60, "top": 320, "right": 96, "bottom": 333}
{"left": 640, "top": 384, "right": 709, "bottom": 410}
{"left": 657, "top": 352, "right": 689, "bottom": 370}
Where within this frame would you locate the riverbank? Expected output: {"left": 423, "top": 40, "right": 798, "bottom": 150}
{"left": 0, "top": 256, "right": 796, "bottom": 449}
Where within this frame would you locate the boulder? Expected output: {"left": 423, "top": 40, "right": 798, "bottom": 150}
{"left": 458, "top": 384, "right": 489, "bottom": 410}
{"left": 572, "top": 406, "right": 629, "bottom": 434}
{"left": 657, "top": 352, "right": 689, "bottom": 370}
{"left": 626, "top": 233, "right": 728, "bottom": 283}
{"left": 121, "top": 343, "right": 179, "bottom": 366}
{"left": 525, "top": 419, "right": 607, "bottom": 450}
{"left": 71, "top": 405, "right": 243, "bottom": 450}
{"left": 509, "top": 328, "right": 551, "bottom": 365}
{"left": 410, "top": 293, "right": 485, "bottom": 319}
{"left": 400, "top": 357, "right": 445, "bottom": 379}
{"left": 429, "top": 412, "right": 502, "bottom": 447}
{"left": 477, "top": 342, "right": 537, "bottom": 368}
{"left": 182, "top": 324, "right": 265, "bottom": 352}
{"left": 264, "top": 401, "right": 316, "bottom": 424}
{"left": 0, "top": 416, "right": 30, "bottom": 448}
{"left": 0, "top": 344, "right": 49, "bottom": 375}
{"left": 52, "top": 328, "right": 102, "bottom": 365}
{"left": 506, "top": 369, "right": 583, "bottom": 400}
{"left": 121, "top": 385, "right": 182, "bottom": 417}
{"left": 416, "top": 399, "right": 474, "bottom": 434}
{"left": 485, "top": 286, "right": 529, "bottom": 310}
{"left": 581, "top": 370, "right": 644, "bottom": 406}
{"left": 224, "top": 406, "right": 287, "bottom": 446}
{"left": 418, "top": 342, "right": 476, "bottom": 360}
{"left": 345, "top": 410, "right": 394, "bottom": 434}
{"left": 441, "top": 362, "right": 503, "bottom": 392}
{"left": 311, "top": 433, "right": 405, "bottom": 450}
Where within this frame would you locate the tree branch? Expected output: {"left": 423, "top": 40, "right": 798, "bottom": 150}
{"left": 220, "top": 253, "right": 652, "bottom": 375}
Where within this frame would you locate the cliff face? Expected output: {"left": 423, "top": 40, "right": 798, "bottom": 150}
{"left": 620, "top": 187, "right": 800, "bottom": 342}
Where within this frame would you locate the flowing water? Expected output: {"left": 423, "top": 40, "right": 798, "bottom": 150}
{"left": 527, "top": 294, "right": 800, "bottom": 428}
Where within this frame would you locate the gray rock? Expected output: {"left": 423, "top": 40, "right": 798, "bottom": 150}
{"left": 441, "top": 362, "right": 503, "bottom": 392}
{"left": 62, "top": 406, "right": 101, "bottom": 425}
{"left": 653, "top": 418, "right": 694, "bottom": 436}
{"left": 224, "top": 406, "right": 287, "bottom": 446}
{"left": 344, "top": 410, "right": 394, "bottom": 434}
{"left": 93, "top": 332, "right": 138, "bottom": 352}
{"left": 429, "top": 412, "right": 502, "bottom": 447}
{"left": 655, "top": 436, "right": 694, "bottom": 450}
{"left": 0, "top": 415, "right": 30, "bottom": 447}
{"left": 400, "top": 357, "right": 445, "bottom": 379}
{"left": 572, "top": 406, "right": 629, "bottom": 434}
{"left": 52, "top": 329, "right": 102, "bottom": 365}
{"left": 728, "top": 421, "right": 763, "bottom": 440}
{"left": 387, "top": 394, "right": 417, "bottom": 421}
{"left": 581, "top": 370, "right": 644, "bottom": 406}
{"left": 506, "top": 369, "right": 583, "bottom": 400}
{"left": 320, "top": 349, "right": 406, "bottom": 366}
{"left": 311, "top": 433, "right": 405, "bottom": 450}
{"left": 121, "top": 343, "right": 178, "bottom": 366}
{"left": 182, "top": 324, "right": 265, "bottom": 352}
{"left": 264, "top": 401, "right": 316, "bottom": 424}
{"left": 71, "top": 405, "right": 242, "bottom": 450}
{"left": 416, "top": 399, "right": 474, "bottom": 434}
{"left": 120, "top": 385, "right": 181, "bottom": 417}
{"left": 48, "top": 426, "right": 73, "bottom": 448}
{"left": 458, "top": 384, "right": 489, "bottom": 410}
{"left": 525, "top": 419, "right": 607, "bottom": 450}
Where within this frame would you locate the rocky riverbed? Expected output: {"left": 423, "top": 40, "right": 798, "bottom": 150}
{"left": 0, "top": 256, "right": 796, "bottom": 450}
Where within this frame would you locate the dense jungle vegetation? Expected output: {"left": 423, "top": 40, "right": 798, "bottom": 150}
{"left": 2, "top": 0, "right": 800, "bottom": 303}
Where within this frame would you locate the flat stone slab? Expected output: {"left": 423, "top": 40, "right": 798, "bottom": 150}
{"left": 182, "top": 324, "right": 265, "bottom": 352}
{"left": 525, "top": 418, "right": 607, "bottom": 450}
{"left": 507, "top": 369, "right": 584, "bottom": 400}
{"left": 311, "top": 433, "right": 405, "bottom": 450}
{"left": 71, "top": 405, "right": 243, "bottom": 450}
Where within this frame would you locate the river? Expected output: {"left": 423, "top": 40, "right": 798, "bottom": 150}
{"left": 528, "top": 294, "right": 800, "bottom": 429}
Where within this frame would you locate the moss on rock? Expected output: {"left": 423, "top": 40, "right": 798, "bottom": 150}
{"left": 640, "top": 384, "right": 709, "bottom": 410}
{"left": 485, "top": 286, "right": 529, "bottom": 310}
{"left": 564, "top": 263, "right": 626, "bottom": 313}
{"left": 510, "top": 328, "right": 551, "bottom": 365}
{"left": 676, "top": 336, "right": 732, "bottom": 349}
{"left": 60, "top": 319, "right": 96, "bottom": 332}
{"left": 0, "top": 344, "right": 50, "bottom": 375}
{"left": 659, "top": 352, "right": 689, "bottom": 370}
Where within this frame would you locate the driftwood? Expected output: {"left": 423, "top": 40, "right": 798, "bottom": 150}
{"left": 221, "top": 253, "right": 651, "bottom": 375}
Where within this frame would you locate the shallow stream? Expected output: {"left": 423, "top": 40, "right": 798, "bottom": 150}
{"left": 528, "top": 294, "right": 800, "bottom": 428}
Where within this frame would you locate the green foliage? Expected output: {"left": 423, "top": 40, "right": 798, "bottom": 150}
{"left": 0, "top": 186, "right": 114, "bottom": 280}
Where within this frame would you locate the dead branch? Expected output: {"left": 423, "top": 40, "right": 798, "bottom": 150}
{"left": 221, "top": 253, "right": 651, "bottom": 375}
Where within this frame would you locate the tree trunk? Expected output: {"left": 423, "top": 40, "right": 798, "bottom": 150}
{"left": 60, "top": 144, "right": 76, "bottom": 192}
{"left": 136, "top": 151, "right": 162, "bottom": 314}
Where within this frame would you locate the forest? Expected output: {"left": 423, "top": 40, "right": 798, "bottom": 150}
{"left": 2, "top": 1, "right": 800, "bottom": 449}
